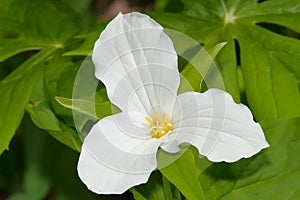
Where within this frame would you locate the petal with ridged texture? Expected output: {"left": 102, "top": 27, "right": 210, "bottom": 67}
{"left": 162, "top": 89, "right": 269, "bottom": 162}
{"left": 78, "top": 113, "right": 166, "bottom": 194}
{"left": 92, "top": 12, "right": 179, "bottom": 118}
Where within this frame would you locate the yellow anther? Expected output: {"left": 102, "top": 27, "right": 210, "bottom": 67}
{"left": 145, "top": 116, "right": 155, "bottom": 127}
{"left": 163, "top": 112, "right": 167, "bottom": 124}
{"left": 145, "top": 112, "right": 173, "bottom": 139}
{"left": 154, "top": 111, "right": 161, "bottom": 124}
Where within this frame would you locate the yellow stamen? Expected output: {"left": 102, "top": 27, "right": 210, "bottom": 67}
{"left": 163, "top": 112, "right": 167, "bottom": 124}
{"left": 154, "top": 111, "right": 161, "bottom": 124}
{"left": 145, "top": 112, "right": 173, "bottom": 139}
{"left": 145, "top": 116, "right": 155, "bottom": 127}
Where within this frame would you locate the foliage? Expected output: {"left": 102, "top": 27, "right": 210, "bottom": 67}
{"left": 0, "top": 0, "right": 300, "bottom": 199}
{"left": 151, "top": 0, "right": 300, "bottom": 121}
{"left": 0, "top": 116, "right": 101, "bottom": 200}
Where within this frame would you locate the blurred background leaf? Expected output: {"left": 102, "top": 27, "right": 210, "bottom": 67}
{"left": 0, "top": 116, "right": 102, "bottom": 200}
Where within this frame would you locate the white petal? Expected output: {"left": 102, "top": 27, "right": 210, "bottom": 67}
{"left": 78, "top": 147, "right": 152, "bottom": 194}
{"left": 113, "top": 65, "right": 179, "bottom": 126}
{"left": 78, "top": 113, "right": 165, "bottom": 194}
{"left": 164, "top": 88, "right": 269, "bottom": 162}
{"left": 92, "top": 12, "right": 179, "bottom": 118}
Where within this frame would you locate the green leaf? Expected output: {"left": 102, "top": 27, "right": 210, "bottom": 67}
{"left": 161, "top": 175, "right": 182, "bottom": 200}
{"left": 0, "top": 0, "right": 79, "bottom": 62}
{"left": 55, "top": 97, "right": 112, "bottom": 119}
{"left": 0, "top": 0, "right": 83, "bottom": 153}
{"left": 151, "top": 0, "right": 300, "bottom": 120}
{"left": 64, "top": 26, "right": 106, "bottom": 56}
{"left": 159, "top": 148, "right": 205, "bottom": 200}
{"left": 197, "top": 118, "right": 300, "bottom": 200}
{"left": 43, "top": 52, "right": 76, "bottom": 126}
{"left": 54, "top": 96, "right": 114, "bottom": 145}
{"left": 179, "top": 42, "right": 227, "bottom": 93}
{"left": 25, "top": 70, "right": 82, "bottom": 152}
{"left": 131, "top": 171, "right": 181, "bottom": 200}
{"left": 150, "top": 12, "right": 209, "bottom": 42}
{"left": 26, "top": 75, "right": 61, "bottom": 132}
{"left": 131, "top": 171, "right": 166, "bottom": 200}
{"left": 48, "top": 124, "right": 82, "bottom": 152}
{"left": 0, "top": 49, "right": 55, "bottom": 155}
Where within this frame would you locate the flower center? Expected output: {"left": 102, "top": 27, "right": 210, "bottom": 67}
{"left": 145, "top": 112, "right": 173, "bottom": 139}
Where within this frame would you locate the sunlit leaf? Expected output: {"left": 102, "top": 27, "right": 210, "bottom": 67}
{"left": 132, "top": 171, "right": 181, "bottom": 200}
{"left": 0, "top": 49, "right": 54, "bottom": 155}
{"left": 159, "top": 148, "right": 205, "bottom": 200}
{"left": 0, "top": 0, "right": 79, "bottom": 62}
{"left": 196, "top": 118, "right": 300, "bottom": 199}
{"left": 0, "top": 0, "right": 81, "bottom": 154}
{"left": 151, "top": 0, "right": 300, "bottom": 120}
{"left": 55, "top": 97, "right": 112, "bottom": 119}
{"left": 159, "top": 117, "right": 300, "bottom": 199}
{"left": 179, "top": 42, "right": 227, "bottom": 92}
{"left": 26, "top": 76, "right": 61, "bottom": 132}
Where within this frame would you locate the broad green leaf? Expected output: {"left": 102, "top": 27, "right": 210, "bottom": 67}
{"left": 131, "top": 171, "right": 166, "bottom": 200}
{"left": 161, "top": 175, "right": 182, "bottom": 200}
{"left": 43, "top": 52, "right": 76, "bottom": 125}
{"left": 43, "top": 54, "right": 110, "bottom": 144}
{"left": 202, "top": 118, "right": 300, "bottom": 199}
{"left": 26, "top": 72, "right": 82, "bottom": 152}
{"left": 151, "top": 0, "right": 300, "bottom": 120}
{"left": 0, "top": 0, "right": 82, "bottom": 153}
{"left": 131, "top": 171, "right": 181, "bottom": 200}
{"left": 159, "top": 148, "right": 205, "bottom": 200}
{"left": 26, "top": 75, "right": 61, "bottom": 132}
{"left": 48, "top": 124, "right": 82, "bottom": 152}
{"left": 55, "top": 59, "right": 83, "bottom": 128}
{"left": 55, "top": 95, "right": 116, "bottom": 142}
{"left": 55, "top": 97, "right": 112, "bottom": 119}
{"left": 0, "top": 49, "right": 55, "bottom": 155}
{"left": 0, "top": 0, "right": 79, "bottom": 62}
{"left": 179, "top": 42, "right": 227, "bottom": 92}
{"left": 64, "top": 26, "right": 106, "bottom": 56}
{"left": 150, "top": 12, "right": 208, "bottom": 42}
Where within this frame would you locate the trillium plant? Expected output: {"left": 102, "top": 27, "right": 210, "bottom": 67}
{"left": 77, "top": 12, "right": 269, "bottom": 194}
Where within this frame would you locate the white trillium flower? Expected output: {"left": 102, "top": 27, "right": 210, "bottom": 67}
{"left": 77, "top": 12, "right": 269, "bottom": 194}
